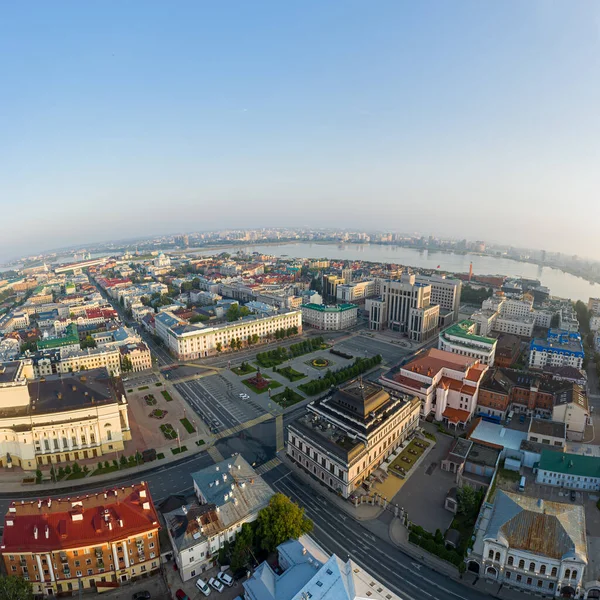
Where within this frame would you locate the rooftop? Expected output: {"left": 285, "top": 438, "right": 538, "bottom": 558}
{"left": 302, "top": 303, "right": 357, "bottom": 313}
{"left": 529, "top": 419, "right": 566, "bottom": 440}
{"left": 0, "top": 482, "right": 159, "bottom": 552}
{"left": 484, "top": 490, "right": 587, "bottom": 562}
{"left": 538, "top": 450, "right": 600, "bottom": 478}
{"left": 441, "top": 320, "right": 496, "bottom": 346}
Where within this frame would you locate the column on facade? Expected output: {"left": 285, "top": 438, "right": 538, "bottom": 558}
{"left": 46, "top": 554, "right": 55, "bottom": 582}
{"left": 36, "top": 555, "right": 45, "bottom": 583}
{"left": 120, "top": 407, "right": 130, "bottom": 431}
{"left": 122, "top": 540, "right": 130, "bottom": 567}
{"left": 112, "top": 544, "right": 119, "bottom": 571}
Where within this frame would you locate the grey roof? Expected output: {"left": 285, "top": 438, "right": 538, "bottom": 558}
{"left": 484, "top": 491, "right": 587, "bottom": 562}
{"left": 191, "top": 454, "right": 274, "bottom": 529}
{"left": 529, "top": 419, "right": 566, "bottom": 439}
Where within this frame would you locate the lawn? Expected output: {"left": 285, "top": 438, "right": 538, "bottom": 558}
{"left": 195, "top": 440, "right": 205, "bottom": 447}
{"left": 161, "top": 390, "right": 174, "bottom": 402}
{"left": 180, "top": 417, "right": 196, "bottom": 434}
{"left": 155, "top": 382, "right": 163, "bottom": 387}
{"left": 271, "top": 388, "right": 304, "bottom": 408}
{"left": 389, "top": 439, "right": 430, "bottom": 478}
{"left": 127, "top": 389, "right": 133, "bottom": 393}
{"left": 144, "top": 394, "right": 157, "bottom": 406}
{"left": 242, "top": 377, "right": 282, "bottom": 394}
{"left": 160, "top": 423, "right": 178, "bottom": 440}
{"left": 149, "top": 409, "right": 167, "bottom": 419}
{"left": 138, "top": 385, "right": 149, "bottom": 391}
{"left": 91, "top": 465, "right": 120, "bottom": 477}
{"left": 172, "top": 445, "right": 188, "bottom": 455}
{"left": 66, "top": 472, "right": 87, "bottom": 480}
{"left": 276, "top": 366, "right": 306, "bottom": 382}
{"left": 232, "top": 362, "right": 256, "bottom": 376}
{"left": 157, "top": 453, "right": 165, "bottom": 460}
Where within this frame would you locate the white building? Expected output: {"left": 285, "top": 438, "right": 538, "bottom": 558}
{"left": 301, "top": 303, "right": 358, "bottom": 330}
{"left": 416, "top": 273, "right": 462, "bottom": 321}
{"left": 474, "top": 491, "right": 587, "bottom": 598}
{"left": 529, "top": 330, "right": 585, "bottom": 371}
{"left": 336, "top": 280, "right": 376, "bottom": 303}
{"left": 536, "top": 450, "right": 600, "bottom": 491}
{"left": 287, "top": 380, "right": 420, "bottom": 498}
{"left": 438, "top": 320, "right": 497, "bottom": 365}
{"left": 163, "top": 455, "right": 274, "bottom": 582}
{"left": 154, "top": 310, "right": 302, "bottom": 360}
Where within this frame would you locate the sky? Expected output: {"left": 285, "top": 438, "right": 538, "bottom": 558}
{"left": 1, "top": 1, "right": 599, "bottom": 262}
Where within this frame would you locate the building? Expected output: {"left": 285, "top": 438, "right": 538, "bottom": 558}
{"left": 471, "top": 490, "right": 587, "bottom": 598}
{"left": 366, "top": 273, "right": 439, "bottom": 342}
{"left": 381, "top": 348, "right": 488, "bottom": 425}
{"left": 440, "top": 438, "right": 500, "bottom": 491}
{"left": 559, "top": 305, "right": 579, "bottom": 333}
{"left": 0, "top": 482, "right": 160, "bottom": 597}
{"left": 438, "top": 320, "right": 497, "bottom": 365}
{"left": 154, "top": 310, "right": 302, "bottom": 360}
{"left": 301, "top": 303, "right": 358, "bottom": 330}
{"left": 552, "top": 385, "right": 589, "bottom": 441}
{"left": 0, "top": 362, "right": 131, "bottom": 470}
{"left": 335, "top": 280, "right": 376, "bottom": 303}
{"left": 322, "top": 274, "right": 346, "bottom": 302}
{"left": 415, "top": 273, "right": 462, "bottom": 322}
{"left": 244, "top": 535, "right": 401, "bottom": 600}
{"left": 118, "top": 343, "right": 152, "bottom": 373}
{"left": 162, "top": 454, "right": 274, "bottom": 582}
{"left": 494, "top": 334, "right": 522, "bottom": 368}
{"left": 536, "top": 450, "right": 600, "bottom": 491}
{"left": 588, "top": 298, "right": 600, "bottom": 316}
{"left": 36, "top": 323, "right": 80, "bottom": 352}
{"left": 529, "top": 330, "right": 584, "bottom": 370}
{"left": 287, "top": 380, "right": 420, "bottom": 498}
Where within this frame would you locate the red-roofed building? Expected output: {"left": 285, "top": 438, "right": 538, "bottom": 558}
{"left": 0, "top": 482, "right": 160, "bottom": 596}
{"left": 381, "top": 348, "right": 489, "bottom": 428}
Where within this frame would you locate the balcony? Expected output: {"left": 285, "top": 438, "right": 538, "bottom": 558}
{"left": 94, "top": 548, "right": 103, "bottom": 558}
{"left": 96, "top": 560, "right": 104, "bottom": 569}
{"left": 19, "top": 559, "right": 27, "bottom": 567}
{"left": 59, "top": 553, "right": 68, "bottom": 563}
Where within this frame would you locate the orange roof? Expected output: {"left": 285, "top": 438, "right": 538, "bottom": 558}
{"left": 1, "top": 482, "right": 159, "bottom": 553}
{"left": 442, "top": 407, "right": 472, "bottom": 423}
{"left": 403, "top": 348, "right": 476, "bottom": 379}
{"left": 392, "top": 373, "right": 425, "bottom": 390}
{"left": 461, "top": 384, "right": 477, "bottom": 395}
{"left": 465, "top": 364, "right": 487, "bottom": 382}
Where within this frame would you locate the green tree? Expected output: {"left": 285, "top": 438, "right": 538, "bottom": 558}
{"left": 230, "top": 523, "right": 255, "bottom": 571}
{"left": 121, "top": 355, "right": 133, "bottom": 373}
{"left": 57, "top": 467, "right": 65, "bottom": 479}
{"left": 104, "top": 461, "right": 110, "bottom": 469}
{"left": 216, "top": 342, "right": 222, "bottom": 353}
{"left": 0, "top": 575, "right": 34, "bottom": 600}
{"left": 35, "top": 469, "right": 42, "bottom": 484}
{"left": 255, "top": 493, "right": 313, "bottom": 552}
{"left": 81, "top": 335, "right": 97, "bottom": 349}
{"left": 120, "top": 455, "right": 128, "bottom": 467}
{"left": 64, "top": 465, "right": 72, "bottom": 476}
{"left": 72, "top": 462, "right": 81, "bottom": 474}
{"left": 457, "top": 485, "right": 480, "bottom": 518}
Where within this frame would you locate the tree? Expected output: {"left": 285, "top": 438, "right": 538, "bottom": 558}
{"left": 121, "top": 355, "right": 133, "bottom": 373}
{"left": 216, "top": 342, "right": 222, "bottom": 353}
{"left": 120, "top": 455, "right": 128, "bottom": 467}
{"left": 0, "top": 575, "right": 34, "bottom": 600}
{"left": 230, "top": 523, "right": 254, "bottom": 571}
{"left": 104, "top": 461, "right": 110, "bottom": 469}
{"left": 457, "top": 485, "right": 481, "bottom": 519}
{"left": 72, "top": 462, "right": 81, "bottom": 474}
{"left": 64, "top": 465, "right": 72, "bottom": 476}
{"left": 255, "top": 493, "right": 313, "bottom": 552}
{"left": 112, "top": 459, "right": 118, "bottom": 468}
{"left": 57, "top": 467, "right": 65, "bottom": 479}
{"left": 81, "top": 335, "right": 97, "bottom": 349}
{"left": 35, "top": 469, "right": 42, "bottom": 484}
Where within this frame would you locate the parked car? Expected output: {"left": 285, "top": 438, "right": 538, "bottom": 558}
{"left": 175, "top": 591, "right": 189, "bottom": 600}
{"left": 196, "top": 578, "right": 211, "bottom": 596}
{"left": 217, "top": 572, "right": 234, "bottom": 587}
{"left": 209, "top": 578, "right": 224, "bottom": 593}
{"left": 132, "top": 592, "right": 151, "bottom": 600}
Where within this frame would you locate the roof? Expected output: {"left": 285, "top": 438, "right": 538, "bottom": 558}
{"left": 163, "top": 499, "right": 221, "bottom": 553}
{"left": 442, "top": 320, "right": 496, "bottom": 346}
{"left": 442, "top": 407, "right": 471, "bottom": 424}
{"left": 468, "top": 420, "right": 528, "bottom": 452}
{"left": 484, "top": 490, "right": 587, "bottom": 562}
{"left": 538, "top": 450, "right": 600, "bottom": 478}
{"left": 301, "top": 303, "right": 357, "bottom": 313}
{"left": 529, "top": 419, "right": 566, "bottom": 440}
{"left": 191, "top": 454, "right": 274, "bottom": 529}
{"left": 37, "top": 323, "right": 79, "bottom": 350}
{"left": 401, "top": 348, "right": 477, "bottom": 380}
{"left": 0, "top": 482, "right": 159, "bottom": 553}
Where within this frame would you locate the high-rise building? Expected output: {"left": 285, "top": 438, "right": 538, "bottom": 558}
{"left": 365, "top": 273, "right": 439, "bottom": 342}
{"left": 415, "top": 273, "right": 462, "bottom": 322}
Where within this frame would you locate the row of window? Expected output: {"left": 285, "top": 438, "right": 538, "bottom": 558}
{"left": 489, "top": 551, "right": 578, "bottom": 580}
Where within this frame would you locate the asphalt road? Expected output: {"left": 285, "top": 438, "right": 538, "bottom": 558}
{"left": 333, "top": 335, "right": 412, "bottom": 366}
{"left": 263, "top": 463, "right": 490, "bottom": 600}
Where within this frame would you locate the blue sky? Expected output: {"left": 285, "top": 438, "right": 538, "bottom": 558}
{"left": 1, "top": 1, "right": 599, "bottom": 261}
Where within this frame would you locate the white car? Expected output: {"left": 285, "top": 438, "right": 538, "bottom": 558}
{"left": 217, "top": 571, "right": 234, "bottom": 587}
{"left": 238, "top": 393, "right": 245, "bottom": 398}
{"left": 209, "top": 578, "right": 224, "bottom": 593}
{"left": 196, "top": 578, "right": 211, "bottom": 597}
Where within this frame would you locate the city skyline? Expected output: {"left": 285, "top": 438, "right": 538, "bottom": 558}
{"left": 2, "top": 2, "right": 600, "bottom": 259}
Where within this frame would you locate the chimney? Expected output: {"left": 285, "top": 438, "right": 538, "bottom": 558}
{"left": 34, "top": 527, "right": 38, "bottom": 539}
{"left": 45, "top": 526, "right": 50, "bottom": 539}
{"left": 72, "top": 385, "right": 77, "bottom": 392}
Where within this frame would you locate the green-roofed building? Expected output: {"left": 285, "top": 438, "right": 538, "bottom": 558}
{"left": 438, "top": 319, "right": 497, "bottom": 365}
{"left": 537, "top": 449, "right": 600, "bottom": 491}
{"left": 37, "top": 322, "right": 81, "bottom": 351}
{"left": 301, "top": 302, "right": 358, "bottom": 331}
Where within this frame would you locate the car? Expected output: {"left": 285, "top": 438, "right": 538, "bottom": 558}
{"left": 217, "top": 571, "right": 234, "bottom": 587}
{"left": 196, "top": 578, "right": 211, "bottom": 596}
{"left": 175, "top": 591, "right": 189, "bottom": 600}
{"left": 132, "top": 592, "right": 151, "bottom": 600}
{"left": 209, "top": 578, "right": 224, "bottom": 593}
{"left": 570, "top": 490, "right": 577, "bottom": 501}
{"left": 239, "top": 393, "right": 245, "bottom": 398}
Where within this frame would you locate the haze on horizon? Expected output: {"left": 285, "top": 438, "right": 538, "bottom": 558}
{"left": 1, "top": 1, "right": 599, "bottom": 262}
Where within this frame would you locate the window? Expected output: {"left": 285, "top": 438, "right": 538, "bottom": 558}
{"left": 571, "top": 570, "right": 577, "bottom": 580}
{"left": 505, "top": 571, "right": 511, "bottom": 579}
{"left": 495, "top": 552, "right": 500, "bottom": 562}
{"left": 508, "top": 556, "right": 514, "bottom": 566}
{"left": 529, "top": 562, "right": 535, "bottom": 572}
{"left": 518, "top": 559, "right": 525, "bottom": 569}
{"left": 537, "top": 580, "right": 543, "bottom": 588}
{"left": 540, "top": 565, "right": 546, "bottom": 575}
{"left": 488, "top": 550, "right": 494, "bottom": 559}
{"left": 526, "top": 577, "right": 532, "bottom": 585}
{"left": 565, "top": 569, "right": 571, "bottom": 579}
{"left": 551, "top": 567, "right": 557, "bottom": 577}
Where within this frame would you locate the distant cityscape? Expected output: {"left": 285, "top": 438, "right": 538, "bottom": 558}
{"left": 1, "top": 235, "right": 600, "bottom": 600}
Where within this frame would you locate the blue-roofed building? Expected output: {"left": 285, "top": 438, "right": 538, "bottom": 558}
{"left": 244, "top": 536, "right": 402, "bottom": 600}
{"left": 529, "top": 329, "right": 584, "bottom": 370}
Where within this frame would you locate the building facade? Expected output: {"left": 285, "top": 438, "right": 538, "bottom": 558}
{"left": 415, "top": 273, "right": 462, "bottom": 322}
{"left": 529, "top": 330, "right": 585, "bottom": 370}
{"left": 301, "top": 303, "right": 358, "bottom": 330}
{"left": 438, "top": 320, "right": 497, "bottom": 365}
{"left": 287, "top": 380, "right": 420, "bottom": 498}
{"left": 536, "top": 450, "right": 600, "bottom": 491}
{"left": 0, "top": 482, "right": 160, "bottom": 597}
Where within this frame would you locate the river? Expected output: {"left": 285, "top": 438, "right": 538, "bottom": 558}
{"left": 192, "top": 242, "right": 599, "bottom": 303}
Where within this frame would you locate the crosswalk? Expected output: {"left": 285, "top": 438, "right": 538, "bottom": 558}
{"left": 213, "top": 413, "right": 272, "bottom": 440}
{"left": 207, "top": 445, "right": 225, "bottom": 462}
{"left": 255, "top": 457, "right": 282, "bottom": 475}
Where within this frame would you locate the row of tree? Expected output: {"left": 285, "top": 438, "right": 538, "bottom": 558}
{"left": 460, "top": 285, "right": 493, "bottom": 305}
{"left": 299, "top": 355, "right": 383, "bottom": 395}
{"left": 219, "top": 493, "right": 313, "bottom": 572}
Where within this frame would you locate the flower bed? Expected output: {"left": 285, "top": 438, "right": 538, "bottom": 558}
{"left": 275, "top": 366, "right": 306, "bottom": 382}
{"left": 242, "top": 376, "right": 282, "bottom": 394}
{"left": 180, "top": 417, "right": 196, "bottom": 434}
{"left": 150, "top": 409, "right": 167, "bottom": 419}
{"left": 307, "top": 357, "right": 331, "bottom": 369}
{"left": 272, "top": 388, "right": 304, "bottom": 408}
{"left": 144, "top": 394, "right": 157, "bottom": 406}
{"left": 161, "top": 390, "right": 173, "bottom": 402}
{"left": 160, "top": 423, "right": 177, "bottom": 440}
